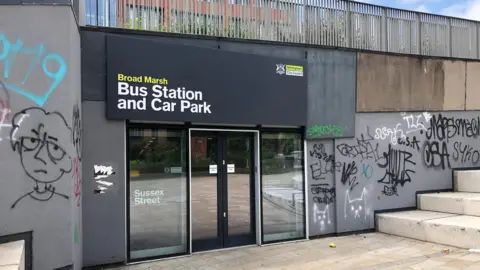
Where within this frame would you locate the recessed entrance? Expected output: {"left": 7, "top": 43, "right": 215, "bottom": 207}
{"left": 190, "top": 131, "right": 256, "bottom": 252}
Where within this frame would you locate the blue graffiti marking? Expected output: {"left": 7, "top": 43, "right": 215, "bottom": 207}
{"left": 362, "top": 164, "right": 373, "bottom": 179}
{"left": 0, "top": 32, "right": 66, "bottom": 106}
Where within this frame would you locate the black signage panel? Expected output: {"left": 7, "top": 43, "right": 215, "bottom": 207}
{"left": 106, "top": 35, "right": 307, "bottom": 126}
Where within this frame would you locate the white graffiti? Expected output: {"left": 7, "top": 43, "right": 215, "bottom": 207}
{"left": 313, "top": 204, "right": 331, "bottom": 231}
{"left": 0, "top": 109, "right": 29, "bottom": 142}
{"left": 374, "top": 112, "right": 431, "bottom": 145}
{"left": 374, "top": 123, "right": 406, "bottom": 145}
{"left": 344, "top": 187, "right": 368, "bottom": 220}
{"left": 422, "top": 112, "right": 432, "bottom": 123}
{"left": 94, "top": 165, "right": 115, "bottom": 194}
{"left": 402, "top": 112, "right": 429, "bottom": 134}
{"left": 94, "top": 165, "right": 114, "bottom": 180}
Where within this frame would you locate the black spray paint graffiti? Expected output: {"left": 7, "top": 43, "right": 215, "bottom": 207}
{"left": 336, "top": 128, "right": 382, "bottom": 162}
{"left": 423, "top": 140, "right": 450, "bottom": 170}
{"left": 311, "top": 184, "right": 335, "bottom": 204}
{"left": 309, "top": 143, "right": 341, "bottom": 181}
{"left": 426, "top": 114, "right": 480, "bottom": 142}
{"left": 340, "top": 161, "right": 358, "bottom": 191}
{"left": 10, "top": 107, "right": 72, "bottom": 209}
{"left": 397, "top": 136, "right": 421, "bottom": 151}
{"left": 453, "top": 142, "right": 480, "bottom": 164}
{"left": 377, "top": 144, "right": 415, "bottom": 196}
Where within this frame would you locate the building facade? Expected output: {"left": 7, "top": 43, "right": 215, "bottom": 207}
{"left": 2, "top": 1, "right": 480, "bottom": 270}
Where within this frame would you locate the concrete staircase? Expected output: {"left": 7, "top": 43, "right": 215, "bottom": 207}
{"left": 377, "top": 170, "right": 480, "bottom": 249}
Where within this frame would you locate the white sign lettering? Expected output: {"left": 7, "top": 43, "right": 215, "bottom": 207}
{"left": 116, "top": 77, "right": 213, "bottom": 115}
{"left": 134, "top": 189, "right": 165, "bottom": 205}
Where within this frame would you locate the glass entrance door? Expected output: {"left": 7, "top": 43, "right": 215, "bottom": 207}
{"left": 191, "top": 131, "right": 256, "bottom": 252}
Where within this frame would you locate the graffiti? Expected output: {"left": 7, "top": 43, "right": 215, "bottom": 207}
{"left": 74, "top": 223, "right": 79, "bottom": 244}
{"left": 397, "top": 136, "right": 421, "bottom": 151}
{"left": 0, "top": 81, "right": 10, "bottom": 112}
{"left": 344, "top": 187, "right": 367, "bottom": 220}
{"left": 377, "top": 144, "right": 415, "bottom": 196}
{"left": 426, "top": 114, "right": 480, "bottom": 142}
{"left": 381, "top": 185, "right": 398, "bottom": 196}
{"left": 72, "top": 103, "right": 81, "bottom": 160}
{"left": 311, "top": 184, "right": 335, "bottom": 205}
{"left": 340, "top": 161, "right": 358, "bottom": 190}
{"left": 374, "top": 124, "right": 406, "bottom": 145}
{"left": 94, "top": 165, "right": 115, "bottom": 194}
{"left": 313, "top": 204, "right": 331, "bottom": 231}
{"left": 309, "top": 143, "right": 340, "bottom": 180}
{"left": 73, "top": 157, "right": 81, "bottom": 207}
{"left": 307, "top": 124, "right": 344, "bottom": 138}
{"left": 361, "top": 164, "right": 373, "bottom": 179}
{"left": 0, "top": 108, "right": 29, "bottom": 143}
{"left": 336, "top": 128, "right": 382, "bottom": 162}
{"left": 401, "top": 112, "right": 429, "bottom": 134}
{"left": 0, "top": 32, "right": 67, "bottom": 106}
{"left": 423, "top": 141, "right": 450, "bottom": 170}
{"left": 10, "top": 107, "right": 72, "bottom": 209}
{"left": 453, "top": 142, "right": 480, "bottom": 164}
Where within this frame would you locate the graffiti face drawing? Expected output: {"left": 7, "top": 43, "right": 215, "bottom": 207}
{"left": 10, "top": 107, "right": 72, "bottom": 208}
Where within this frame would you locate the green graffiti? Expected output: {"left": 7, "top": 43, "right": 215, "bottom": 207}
{"left": 74, "top": 223, "right": 79, "bottom": 244}
{"left": 307, "top": 125, "right": 344, "bottom": 138}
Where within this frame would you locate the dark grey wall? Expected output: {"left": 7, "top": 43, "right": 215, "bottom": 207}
{"left": 0, "top": 5, "right": 82, "bottom": 270}
{"left": 82, "top": 101, "right": 126, "bottom": 266}
{"left": 307, "top": 140, "right": 337, "bottom": 236}
{"left": 306, "top": 49, "right": 356, "bottom": 139}
{"left": 79, "top": 28, "right": 359, "bottom": 263}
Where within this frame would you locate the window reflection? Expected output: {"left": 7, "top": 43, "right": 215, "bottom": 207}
{"left": 261, "top": 132, "right": 305, "bottom": 243}
{"left": 129, "top": 128, "right": 187, "bottom": 259}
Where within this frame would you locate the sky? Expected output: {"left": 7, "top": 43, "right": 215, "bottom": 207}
{"left": 356, "top": 0, "right": 480, "bottom": 21}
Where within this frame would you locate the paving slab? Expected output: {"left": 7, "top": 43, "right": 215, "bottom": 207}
{"left": 103, "top": 233, "right": 480, "bottom": 270}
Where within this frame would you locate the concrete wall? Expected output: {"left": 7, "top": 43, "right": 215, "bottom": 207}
{"left": 356, "top": 52, "right": 469, "bottom": 112}
{"left": 0, "top": 5, "right": 81, "bottom": 270}
{"left": 308, "top": 111, "right": 480, "bottom": 236}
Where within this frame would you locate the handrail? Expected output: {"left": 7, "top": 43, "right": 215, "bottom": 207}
{"left": 84, "top": 0, "right": 480, "bottom": 59}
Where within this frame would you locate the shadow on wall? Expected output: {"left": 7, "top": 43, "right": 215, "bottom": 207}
{"left": 308, "top": 111, "right": 480, "bottom": 236}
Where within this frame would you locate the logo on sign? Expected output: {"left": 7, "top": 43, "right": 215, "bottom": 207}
{"left": 276, "top": 64, "right": 286, "bottom": 75}
{"left": 276, "top": 64, "right": 304, "bottom": 77}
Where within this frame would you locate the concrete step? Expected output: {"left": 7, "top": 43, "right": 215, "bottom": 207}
{"left": 454, "top": 170, "right": 480, "bottom": 193}
{"left": 376, "top": 210, "right": 458, "bottom": 241}
{"left": 377, "top": 210, "right": 480, "bottom": 249}
{"left": 417, "top": 192, "right": 480, "bottom": 216}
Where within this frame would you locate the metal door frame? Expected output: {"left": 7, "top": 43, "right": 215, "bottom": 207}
{"left": 188, "top": 128, "right": 261, "bottom": 254}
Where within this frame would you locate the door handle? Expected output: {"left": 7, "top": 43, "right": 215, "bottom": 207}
{"left": 223, "top": 212, "right": 226, "bottom": 218}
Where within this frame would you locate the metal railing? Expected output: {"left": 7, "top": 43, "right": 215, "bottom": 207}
{"left": 85, "top": 0, "right": 480, "bottom": 59}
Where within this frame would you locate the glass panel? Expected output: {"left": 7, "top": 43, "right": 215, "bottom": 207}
{"left": 226, "top": 135, "right": 252, "bottom": 236}
{"left": 261, "top": 132, "right": 305, "bottom": 243}
{"left": 128, "top": 128, "right": 187, "bottom": 259}
{"left": 191, "top": 135, "right": 219, "bottom": 242}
